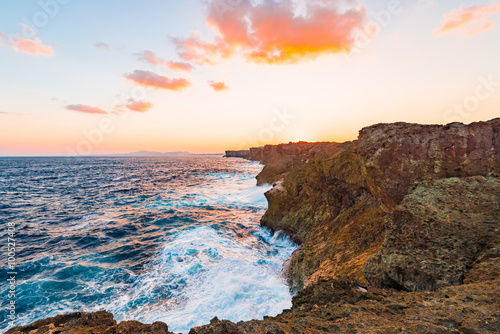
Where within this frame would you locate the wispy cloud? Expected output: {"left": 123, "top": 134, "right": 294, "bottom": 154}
{"left": 94, "top": 41, "right": 109, "bottom": 50}
{"left": 66, "top": 104, "right": 108, "bottom": 115}
{"left": 0, "top": 23, "right": 54, "bottom": 56}
{"left": 136, "top": 50, "right": 194, "bottom": 72}
{"left": 124, "top": 70, "right": 191, "bottom": 91}
{"left": 435, "top": 2, "right": 500, "bottom": 37}
{"left": 0, "top": 111, "right": 28, "bottom": 116}
{"left": 208, "top": 81, "right": 229, "bottom": 91}
{"left": 172, "top": 0, "right": 367, "bottom": 65}
{"left": 418, "top": 0, "right": 434, "bottom": 9}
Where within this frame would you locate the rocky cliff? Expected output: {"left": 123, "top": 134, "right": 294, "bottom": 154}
{"left": 259, "top": 119, "right": 499, "bottom": 292}
{"left": 8, "top": 118, "right": 500, "bottom": 334}
{"left": 224, "top": 150, "right": 251, "bottom": 159}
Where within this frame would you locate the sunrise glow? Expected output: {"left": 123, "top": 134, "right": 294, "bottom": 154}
{"left": 1, "top": 0, "right": 499, "bottom": 156}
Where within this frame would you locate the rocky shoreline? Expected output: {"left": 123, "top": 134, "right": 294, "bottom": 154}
{"left": 8, "top": 119, "right": 500, "bottom": 333}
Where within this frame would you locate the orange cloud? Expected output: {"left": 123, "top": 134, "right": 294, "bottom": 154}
{"left": 1, "top": 24, "right": 54, "bottom": 56}
{"left": 137, "top": 50, "right": 194, "bottom": 72}
{"left": 66, "top": 104, "right": 108, "bottom": 114}
{"left": 435, "top": 2, "right": 500, "bottom": 36}
{"left": 208, "top": 81, "right": 229, "bottom": 91}
{"left": 172, "top": 0, "right": 367, "bottom": 65}
{"left": 167, "top": 61, "right": 194, "bottom": 72}
{"left": 124, "top": 70, "right": 191, "bottom": 91}
{"left": 126, "top": 99, "right": 153, "bottom": 112}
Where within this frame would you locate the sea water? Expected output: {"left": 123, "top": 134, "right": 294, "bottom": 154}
{"left": 0, "top": 156, "right": 297, "bottom": 333}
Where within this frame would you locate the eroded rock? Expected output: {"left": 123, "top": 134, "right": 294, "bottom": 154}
{"left": 364, "top": 176, "right": 500, "bottom": 291}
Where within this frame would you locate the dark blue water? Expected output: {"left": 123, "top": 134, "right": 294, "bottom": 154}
{"left": 0, "top": 156, "right": 296, "bottom": 333}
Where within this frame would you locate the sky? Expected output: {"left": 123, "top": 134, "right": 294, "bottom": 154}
{"left": 0, "top": 0, "right": 499, "bottom": 156}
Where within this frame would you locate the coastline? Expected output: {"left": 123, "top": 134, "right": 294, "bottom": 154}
{"left": 7, "top": 118, "right": 500, "bottom": 334}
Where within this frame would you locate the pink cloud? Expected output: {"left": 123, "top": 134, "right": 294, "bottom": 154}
{"left": 136, "top": 50, "right": 194, "bottom": 72}
{"left": 208, "top": 81, "right": 229, "bottom": 91}
{"left": 112, "top": 99, "right": 153, "bottom": 113}
{"left": 126, "top": 99, "right": 153, "bottom": 112}
{"left": 172, "top": 35, "right": 230, "bottom": 65}
{"left": 124, "top": 70, "right": 191, "bottom": 91}
{"left": 1, "top": 25, "right": 54, "bottom": 56}
{"left": 66, "top": 104, "right": 108, "bottom": 115}
{"left": 172, "top": 0, "right": 367, "bottom": 65}
{"left": 9, "top": 36, "right": 54, "bottom": 56}
{"left": 435, "top": 2, "right": 500, "bottom": 36}
{"left": 94, "top": 41, "right": 109, "bottom": 50}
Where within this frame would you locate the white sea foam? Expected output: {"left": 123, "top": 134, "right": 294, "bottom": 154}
{"left": 99, "top": 225, "right": 296, "bottom": 333}
{"left": 148, "top": 164, "right": 272, "bottom": 210}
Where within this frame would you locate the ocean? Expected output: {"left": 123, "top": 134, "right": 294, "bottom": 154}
{"left": 0, "top": 156, "right": 297, "bottom": 333}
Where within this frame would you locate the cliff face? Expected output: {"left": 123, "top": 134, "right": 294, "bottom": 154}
{"left": 364, "top": 176, "right": 500, "bottom": 291}
{"left": 356, "top": 120, "right": 499, "bottom": 203}
{"left": 254, "top": 142, "right": 345, "bottom": 186}
{"left": 259, "top": 119, "right": 499, "bottom": 291}
{"left": 224, "top": 150, "right": 251, "bottom": 159}
{"left": 226, "top": 142, "right": 344, "bottom": 186}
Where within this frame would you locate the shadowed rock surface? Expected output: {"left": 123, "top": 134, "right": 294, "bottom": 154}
{"left": 364, "top": 176, "right": 500, "bottom": 291}
{"left": 8, "top": 118, "right": 500, "bottom": 333}
{"left": 225, "top": 150, "right": 251, "bottom": 159}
